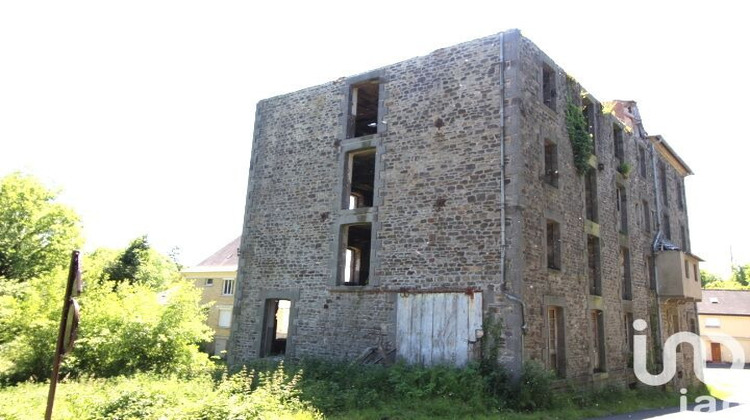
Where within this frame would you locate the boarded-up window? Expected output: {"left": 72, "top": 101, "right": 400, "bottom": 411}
{"left": 396, "top": 292, "right": 482, "bottom": 366}
{"left": 218, "top": 308, "right": 232, "bottom": 328}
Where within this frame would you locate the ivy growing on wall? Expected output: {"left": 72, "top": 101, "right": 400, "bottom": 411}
{"left": 565, "top": 102, "right": 593, "bottom": 175}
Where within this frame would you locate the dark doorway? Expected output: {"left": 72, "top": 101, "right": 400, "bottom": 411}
{"left": 261, "top": 299, "right": 291, "bottom": 357}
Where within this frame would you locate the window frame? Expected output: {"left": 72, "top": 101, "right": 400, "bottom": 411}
{"left": 222, "top": 278, "right": 236, "bottom": 296}
{"left": 546, "top": 219, "right": 561, "bottom": 270}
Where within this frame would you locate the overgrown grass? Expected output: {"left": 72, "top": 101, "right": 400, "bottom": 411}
{"left": 0, "top": 359, "right": 693, "bottom": 419}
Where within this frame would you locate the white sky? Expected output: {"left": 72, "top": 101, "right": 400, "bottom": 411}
{"left": 1, "top": 0, "right": 747, "bottom": 275}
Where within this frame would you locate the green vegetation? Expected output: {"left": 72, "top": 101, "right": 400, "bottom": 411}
{"left": 565, "top": 102, "right": 594, "bottom": 175}
{"left": 617, "top": 162, "right": 632, "bottom": 178}
{"left": 0, "top": 364, "right": 321, "bottom": 420}
{"left": 0, "top": 257, "right": 212, "bottom": 384}
{"left": 701, "top": 265, "right": 750, "bottom": 290}
{"left": 0, "top": 171, "right": 693, "bottom": 418}
{"left": 0, "top": 172, "right": 82, "bottom": 282}
{"left": 0, "top": 359, "right": 690, "bottom": 419}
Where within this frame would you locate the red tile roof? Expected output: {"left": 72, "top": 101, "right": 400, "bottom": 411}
{"left": 697, "top": 290, "right": 750, "bottom": 316}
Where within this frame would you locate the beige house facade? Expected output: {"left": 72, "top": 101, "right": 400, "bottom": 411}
{"left": 697, "top": 289, "right": 750, "bottom": 365}
{"left": 182, "top": 237, "right": 240, "bottom": 357}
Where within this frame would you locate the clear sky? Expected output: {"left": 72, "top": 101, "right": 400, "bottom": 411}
{"left": 1, "top": 0, "right": 747, "bottom": 275}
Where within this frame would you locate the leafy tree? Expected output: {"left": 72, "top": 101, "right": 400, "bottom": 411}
{"left": 700, "top": 269, "right": 723, "bottom": 287}
{"left": 101, "top": 236, "right": 180, "bottom": 290}
{"left": 64, "top": 281, "right": 213, "bottom": 378}
{"left": 731, "top": 264, "right": 749, "bottom": 287}
{"left": 0, "top": 172, "right": 82, "bottom": 281}
{"left": 0, "top": 270, "right": 65, "bottom": 383}
{"left": 0, "top": 255, "right": 212, "bottom": 384}
{"left": 701, "top": 266, "right": 750, "bottom": 290}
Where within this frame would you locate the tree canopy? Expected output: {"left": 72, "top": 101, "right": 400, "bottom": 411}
{"left": 701, "top": 266, "right": 750, "bottom": 290}
{"left": 0, "top": 173, "right": 82, "bottom": 281}
{"left": 97, "top": 235, "right": 181, "bottom": 290}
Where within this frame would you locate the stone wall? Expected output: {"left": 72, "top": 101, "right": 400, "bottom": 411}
{"left": 229, "top": 29, "right": 699, "bottom": 388}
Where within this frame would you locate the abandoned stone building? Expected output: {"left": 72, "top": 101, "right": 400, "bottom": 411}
{"left": 227, "top": 29, "right": 702, "bottom": 388}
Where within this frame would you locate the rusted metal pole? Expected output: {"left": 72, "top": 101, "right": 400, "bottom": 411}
{"left": 45, "top": 251, "right": 80, "bottom": 420}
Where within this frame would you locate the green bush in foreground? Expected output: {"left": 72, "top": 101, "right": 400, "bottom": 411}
{"left": 0, "top": 271, "right": 212, "bottom": 384}
{"left": 0, "top": 359, "right": 685, "bottom": 420}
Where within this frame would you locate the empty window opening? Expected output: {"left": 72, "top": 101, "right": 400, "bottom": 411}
{"left": 542, "top": 64, "right": 556, "bottom": 110}
{"left": 345, "top": 149, "right": 376, "bottom": 209}
{"left": 670, "top": 312, "right": 681, "bottom": 352}
{"left": 591, "top": 310, "right": 606, "bottom": 372}
{"left": 659, "top": 163, "right": 669, "bottom": 207}
{"left": 646, "top": 255, "right": 655, "bottom": 290}
{"left": 547, "top": 306, "right": 565, "bottom": 377}
{"left": 546, "top": 220, "right": 561, "bottom": 270}
{"left": 205, "top": 278, "right": 214, "bottom": 287}
{"left": 613, "top": 124, "right": 624, "bottom": 164}
{"left": 341, "top": 224, "right": 372, "bottom": 285}
{"left": 261, "top": 299, "right": 291, "bottom": 357}
{"left": 676, "top": 179, "right": 685, "bottom": 209}
{"left": 624, "top": 312, "right": 634, "bottom": 368}
{"left": 663, "top": 213, "right": 671, "bottom": 239}
{"left": 643, "top": 201, "right": 651, "bottom": 233}
{"left": 349, "top": 80, "right": 380, "bottom": 138}
{"left": 694, "top": 264, "right": 699, "bottom": 283}
{"left": 582, "top": 99, "right": 596, "bottom": 154}
{"left": 638, "top": 147, "right": 647, "bottom": 178}
{"left": 584, "top": 170, "right": 598, "bottom": 222}
{"left": 544, "top": 140, "right": 559, "bottom": 187}
{"left": 588, "top": 235, "right": 602, "bottom": 295}
{"left": 684, "top": 259, "right": 690, "bottom": 279}
{"left": 222, "top": 278, "right": 235, "bottom": 295}
{"left": 621, "top": 247, "right": 632, "bottom": 300}
{"left": 680, "top": 225, "right": 688, "bottom": 251}
{"left": 634, "top": 202, "right": 640, "bottom": 228}
{"left": 617, "top": 186, "right": 628, "bottom": 234}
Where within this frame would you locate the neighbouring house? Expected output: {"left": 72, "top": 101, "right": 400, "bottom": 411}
{"left": 697, "top": 289, "right": 750, "bottom": 365}
{"left": 182, "top": 237, "right": 240, "bottom": 357}
{"left": 228, "top": 29, "right": 701, "bottom": 389}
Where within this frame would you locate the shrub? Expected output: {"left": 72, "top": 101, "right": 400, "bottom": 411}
{"left": 0, "top": 271, "right": 212, "bottom": 384}
{"left": 514, "top": 360, "right": 557, "bottom": 411}
{"left": 64, "top": 282, "right": 213, "bottom": 378}
{"left": 0, "top": 273, "right": 63, "bottom": 384}
{"left": 565, "top": 102, "right": 594, "bottom": 175}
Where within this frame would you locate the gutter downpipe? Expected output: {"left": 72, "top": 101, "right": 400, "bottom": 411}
{"left": 650, "top": 138, "right": 664, "bottom": 362}
{"left": 498, "top": 32, "right": 527, "bottom": 365}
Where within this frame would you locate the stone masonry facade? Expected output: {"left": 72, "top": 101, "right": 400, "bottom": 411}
{"left": 228, "top": 29, "right": 700, "bottom": 389}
